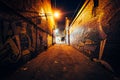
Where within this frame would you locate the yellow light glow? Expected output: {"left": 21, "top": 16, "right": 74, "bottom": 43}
{"left": 54, "top": 11, "right": 60, "bottom": 18}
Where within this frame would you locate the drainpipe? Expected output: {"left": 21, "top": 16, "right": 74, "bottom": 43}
{"left": 99, "top": 38, "right": 107, "bottom": 60}
{"left": 98, "top": 14, "right": 107, "bottom": 60}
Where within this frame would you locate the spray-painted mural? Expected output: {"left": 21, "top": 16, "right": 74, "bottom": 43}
{"left": 69, "top": 0, "right": 120, "bottom": 74}
{"left": 0, "top": 0, "right": 54, "bottom": 63}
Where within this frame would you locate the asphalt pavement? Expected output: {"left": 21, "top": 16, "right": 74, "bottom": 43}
{"left": 3, "top": 44, "right": 116, "bottom": 80}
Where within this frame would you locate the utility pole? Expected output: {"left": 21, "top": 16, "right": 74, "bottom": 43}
{"left": 65, "top": 17, "right": 70, "bottom": 45}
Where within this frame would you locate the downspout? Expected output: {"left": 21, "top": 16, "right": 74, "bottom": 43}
{"left": 93, "top": 13, "right": 114, "bottom": 72}
{"left": 97, "top": 12, "right": 107, "bottom": 60}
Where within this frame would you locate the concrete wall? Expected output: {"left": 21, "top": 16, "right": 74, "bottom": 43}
{"left": 0, "top": 0, "right": 54, "bottom": 63}
{"left": 69, "top": 0, "right": 120, "bottom": 74}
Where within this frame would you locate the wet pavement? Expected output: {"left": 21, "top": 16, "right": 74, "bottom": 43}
{"left": 2, "top": 44, "right": 116, "bottom": 80}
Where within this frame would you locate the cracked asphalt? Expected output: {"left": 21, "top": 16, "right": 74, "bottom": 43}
{"left": 3, "top": 44, "right": 115, "bottom": 80}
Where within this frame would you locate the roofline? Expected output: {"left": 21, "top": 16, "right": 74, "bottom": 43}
{"left": 69, "top": 0, "right": 90, "bottom": 28}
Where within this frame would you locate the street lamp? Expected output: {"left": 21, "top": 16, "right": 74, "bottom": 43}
{"left": 54, "top": 12, "right": 60, "bottom": 19}
{"left": 52, "top": 10, "right": 61, "bottom": 45}
{"left": 55, "top": 28, "right": 59, "bottom": 33}
{"left": 54, "top": 10, "right": 61, "bottom": 19}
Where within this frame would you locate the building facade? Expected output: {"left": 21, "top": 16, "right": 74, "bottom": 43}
{"left": 69, "top": 0, "right": 120, "bottom": 74}
{"left": 0, "top": 0, "right": 55, "bottom": 63}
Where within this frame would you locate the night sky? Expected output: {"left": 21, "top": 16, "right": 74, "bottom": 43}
{"left": 51, "top": 0, "right": 85, "bottom": 30}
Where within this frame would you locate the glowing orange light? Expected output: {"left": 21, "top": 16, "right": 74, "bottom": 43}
{"left": 54, "top": 11, "right": 60, "bottom": 19}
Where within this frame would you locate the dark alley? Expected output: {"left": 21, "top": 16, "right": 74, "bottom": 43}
{"left": 1, "top": 44, "right": 115, "bottom": 80}
{"left": 0, "top": 0, "right": 120, "bottom": 80}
